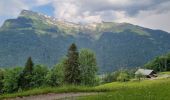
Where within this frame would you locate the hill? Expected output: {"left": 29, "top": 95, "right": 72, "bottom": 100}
{"left": 0, "top": 10, "right": 170, "bottom": 73}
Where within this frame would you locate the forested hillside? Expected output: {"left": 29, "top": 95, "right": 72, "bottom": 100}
{"left": 0, "top": 10, "right": 170, "bottom": 73}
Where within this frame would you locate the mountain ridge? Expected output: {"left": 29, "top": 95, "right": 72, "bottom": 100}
{"left": 1, "top": 10, "right": 160, "bottom": 37}
{"left": 0, "top": 10, "right": 170, "bottom": 73}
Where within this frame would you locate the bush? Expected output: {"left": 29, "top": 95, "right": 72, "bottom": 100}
{"left": 46, "top": 59, "right": 65, "bottom": 86}
{"left": 135, "top": 72, "right": 144, "bottom": 81}
{"left": 3, "top": 67, "right": 23, "bottom": 93}
{"left": 31, "top": 65, "right": 49, "bottom": 87}
{"left": 103, "top": 69, "right": 134, "bottom": 83}
{"left": 117, "top": 71, "right": 130, "bottom": 82}
{"left": 0, "top": 68, "right": 5, "bottom": 93}
{"left": 103, "top": 71, "right": 120, "bottom": 83}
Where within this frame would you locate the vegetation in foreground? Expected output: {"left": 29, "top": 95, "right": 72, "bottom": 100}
{"left": 0, "top": 43, "right": 98, "bottom": 94}
{"left": 78, "top": 78, "right": 170, "bottom": 100}
{"left": 1, "top": 43, "right": 170, "bottom": 100}
{"left": 0, "top": 77, "right": 170, "bottom": 99}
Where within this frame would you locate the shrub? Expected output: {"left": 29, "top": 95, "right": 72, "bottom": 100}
{"left": 0, "top": 68, "right": 5, "bottom": 93}
{"left": 31, "top": 65, "right": 49, "bottom": 87}
{"left": 46, "top": 59, "right": 65, "bottom": 86}
{"left": 3, "top": 67, "right": 23, "bottom": 93}
{"left": 117, "top": 71, "right": 130, "bottom": 82}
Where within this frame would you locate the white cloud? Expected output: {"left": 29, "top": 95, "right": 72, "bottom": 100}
{"left": 0, "top": 0, "right": 170, "bottom": 32}
{"left": 35, "top": 0, "right": 52, "bottom": 5}
{"left": 116, "top": 10, "right": 170, "bottom": 32}
{"left": 0, "top": 0, "right": 29, "bottom": 16}
{"left": 0, "top": 0, "right": 52, "bottom": 25}
{"left": 48, "top": 0, "right": 170, "bottom": 25}
{"left": 53, "top": 1, "right": 78, "bottom": 19}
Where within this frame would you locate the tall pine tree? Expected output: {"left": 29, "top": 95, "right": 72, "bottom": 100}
{"left": 0, "top": 68, "right": 4, "bottom": 93}
{"left": 18, "top": 57, "right": 34, "bottom": 89}
{"left": 24, "top": 57, "right": 34, "bottom": 74}
{"left": 64, "top": 43, "right": 81, "bottom": 85}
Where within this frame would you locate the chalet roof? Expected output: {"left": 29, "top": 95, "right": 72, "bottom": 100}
{"left": 135, "top": 69, "right": 155, "bottom": 75}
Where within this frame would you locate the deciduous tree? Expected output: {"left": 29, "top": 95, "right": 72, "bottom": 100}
{"left": 64, "top": 43, "right": 80, "bottom": 85}
{"left": 79, "top": 49, "right": 98, "bottom": 86}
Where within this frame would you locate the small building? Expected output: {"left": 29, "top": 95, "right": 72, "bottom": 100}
{"left": 135, "top": 69, "right": 157, "bottom": 78}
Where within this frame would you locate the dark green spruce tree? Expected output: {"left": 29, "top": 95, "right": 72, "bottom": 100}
{"left": 64, "top": 43, "right": 81, "bottom": 85}
{"left": 18, "top": 57, "right": 34, "bottom": 89}
{"left": 0, "top": 69, "right": 4, "bottom": 93}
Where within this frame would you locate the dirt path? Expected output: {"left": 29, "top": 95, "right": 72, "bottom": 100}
{"left": 6, "top": 92, "right": 98, "bottom": 100}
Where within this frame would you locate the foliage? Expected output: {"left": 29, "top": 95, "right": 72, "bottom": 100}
{"left": 31, "top": 65, "right": 49, "bottom": 87}
{"left": 64, "top": 43, "right": 81, "bottom": 85}
{"left": 46, "top": 58, "right": 65, "bottom": 86}
{"left": 135, "top": 72, "right": 143, "bottom": 81}
{"left": 103, "top": 73, "right": 113, "bottom": 83}
{"left": 144, "top": 53, "right": 170, "bottom": 72}
{"left": 24, "top": 57, "right": 34, "bottom": 73}
{"left": 103, "top": 72, "right": 119, "bottom": 83}
{"left": 0, "top": 44, "right": 100, "bottom": 94}
{"left": 103, "top": 69, "right": 134, "bottom": 83}
{"left": 3, "top": 67, "right": 23, "bottom": 93}
{"left": 0, "top": 68, "right": 4, "bottom": 93}
{"left": 117, "top": 71, "right": 130, "bottom": 82}
{"left": 18, "top": 57, "right": 34, "bottom": 89}
{"left": 79, "top": 49, "right": 98, "bottom": 86}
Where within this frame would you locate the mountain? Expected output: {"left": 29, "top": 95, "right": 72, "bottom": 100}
{"left": 0, "top": 10, "right": 170, "bottom": 73}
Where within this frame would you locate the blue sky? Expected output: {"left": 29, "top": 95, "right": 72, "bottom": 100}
{"left": 0, "top": 0, "right": 170, "bottom": 32}
{"left": 32, "top": 3, "right": 54, "bottom": 16}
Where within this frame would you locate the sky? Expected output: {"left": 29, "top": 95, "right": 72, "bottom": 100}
{"left": 0, "top": 0, "right": 170, "bottom": 32}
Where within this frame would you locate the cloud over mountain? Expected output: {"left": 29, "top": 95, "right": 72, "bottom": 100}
{"left": 0, "top": 0, "right": 170, "bottom": 32}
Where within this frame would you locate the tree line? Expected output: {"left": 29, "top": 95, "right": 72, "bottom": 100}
{"left": 102, "top": 69, "right": 136, "bottom": 83}
{"left": 144, "top": 52, "right": 170, "bottom": 72}
{"left": 103, "top": 52, "right": 170, "bottom": 83}
{"left": 0, "top": 43, "right": 98, "bottom": 93}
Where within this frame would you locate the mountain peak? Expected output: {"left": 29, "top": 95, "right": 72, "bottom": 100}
{"left": 20, "top": 10, "right": 38, "bottom": 17}
{"left": 0, "top": 10, "right": 151, "bottom": 37}
{"left": 19, "top": 10, "right": 55, "bottom": 21}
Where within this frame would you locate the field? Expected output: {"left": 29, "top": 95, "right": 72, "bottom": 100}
{"left": 1, "top": 77, "right": 170, "bottom": 100}
{"left": 158, "top": 71, "right": 170, "bottom": 75}
{"left": 0, "top": 86, "right": 96, "bottom": 99}
{"left": 78, "top": 78, "right": 170, "bottom": 100}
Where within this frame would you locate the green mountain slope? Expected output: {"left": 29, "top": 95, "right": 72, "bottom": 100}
{"left": 0, "top": 10, "right": 170, "bottom": 73}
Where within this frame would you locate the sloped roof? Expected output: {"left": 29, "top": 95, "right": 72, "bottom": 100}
{"left": 135, "top": 69, "right": 154, "bottom": 75}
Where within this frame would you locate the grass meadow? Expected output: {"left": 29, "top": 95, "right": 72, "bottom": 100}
{"left": 1, "top": 77, "right": 170, "bottom": 100}
{"left": 78, "top": 78, "right": 170, "bottom": 100}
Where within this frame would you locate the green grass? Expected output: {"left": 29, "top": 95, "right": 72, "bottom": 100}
{"left": 78, "top": 79, "right": 170, "bottom": 100}
{"left": 158, "top": 71, "right": 170, "bottom": 75}
{"left": 1, "top": 78, "right": 170, "bottom": 100}
{"left": 0, "top": 85, "right": 97, "bottom": 99}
